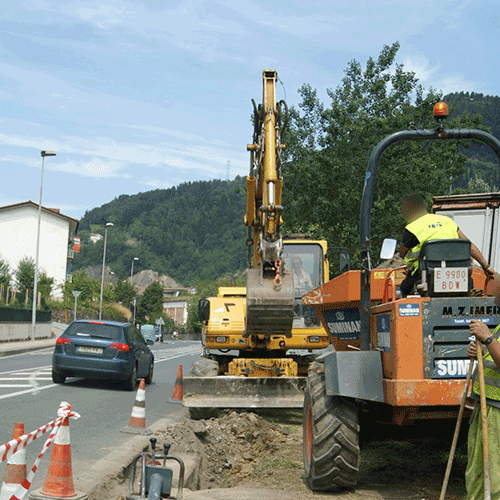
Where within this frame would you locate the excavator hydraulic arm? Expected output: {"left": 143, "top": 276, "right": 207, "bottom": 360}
{"left": 244, "top": 69, "right": 294, "bottom": 339}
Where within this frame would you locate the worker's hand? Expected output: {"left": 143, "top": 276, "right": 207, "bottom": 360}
{"left": 485, "top": 267, "right": 496, "bottom": 277}
{"left": 469, "top": 319, "right": 491, "bottom": 343}
{"left": 467, "top": 341, "right": 478, "bottom": 359}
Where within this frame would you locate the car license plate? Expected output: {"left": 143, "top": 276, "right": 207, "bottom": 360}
{"left": 434, "top": 267, "right": 468, "bottom": 293}
{"left": 77, "top": 346, "right": 104, "bottom": 354}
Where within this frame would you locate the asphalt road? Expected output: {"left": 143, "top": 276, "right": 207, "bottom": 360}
{"left": 0, "top": 340, "right": 201, "bottom": 491}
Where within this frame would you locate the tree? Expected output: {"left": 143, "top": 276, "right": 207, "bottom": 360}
{"left": 137, "top": 282, "right": 164, "bottom": 322}
{"left": 15, "top": 257, "right": 35, "bottom": 297}
{"left": 114, "top": 280, "right": 136, "bottom": 306}
{"left": 63, "top": 270, "right": 100, "bottom": 304}
{"left": 281, "top": 42, "right": 484, "bottom": 274}
{"left": 38, "top": 272, "right": 54, "bottom": 298}
{"left": 0, "top": 258, "right": 10, "bottom": 289}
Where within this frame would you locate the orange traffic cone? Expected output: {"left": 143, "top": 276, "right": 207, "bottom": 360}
{"left": 170, "top": 365, "right": 183, "bottom": 402}
{"left": 0, "top": 422, "right": 27, "bottom": 500}
{"left": 121, "top": 379, "right": 151, "bottom": 435}
{"left": 29, "top": 417, "right": 87, "bottom": 500}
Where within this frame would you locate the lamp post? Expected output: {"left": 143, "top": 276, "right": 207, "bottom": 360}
{"left": 130, "top": 258, "right": 139, "bottom": 324}
{"left": 31, "top": 150, "right": 56, "bottom": 341}
{"left": 130, "top": 257, "right": 139, "bottom": 279}
{"left": 98, "top": 222, "right": 114, "bottom": 320}
{"left": 72, "top": 290, "right": 81, "bottom": 321}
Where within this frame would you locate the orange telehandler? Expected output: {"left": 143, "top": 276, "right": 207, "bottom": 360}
{"left": 302, "top": 102, "right": 500, "bottom": 490}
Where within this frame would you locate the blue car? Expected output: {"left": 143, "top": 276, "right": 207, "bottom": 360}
{"left": 52, "top": 320, "right": 154, "bottom": 391}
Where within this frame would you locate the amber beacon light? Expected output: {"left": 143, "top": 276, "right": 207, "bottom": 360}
{"left": 433, "top": 101, "right": 449, "bottom": 119}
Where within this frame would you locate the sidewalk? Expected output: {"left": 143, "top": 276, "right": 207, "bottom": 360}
{"left": 0, "top": 322, "right": 67, "bottom": 357}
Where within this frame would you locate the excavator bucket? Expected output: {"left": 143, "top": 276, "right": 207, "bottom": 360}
{"left": 245, "top": 269, "right": 294, "bottom": 338}
{"left": 183, "top": 376, "right": 306, "bottom": 409}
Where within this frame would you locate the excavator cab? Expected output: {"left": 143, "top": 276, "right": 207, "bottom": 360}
{"left": 283, "top": 241, "right": 324, "bottom": 329}
{"left": 417, "top": 239, "right": 472, "bottom": 297}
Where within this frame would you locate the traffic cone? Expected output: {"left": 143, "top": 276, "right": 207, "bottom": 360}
{"left": 121, "top": 379, "right": 151, "bottom": 435}
{"left": 0, "top": 422, "right": 27, "bottom": 500}
{"left": 170, "top": 365, "right": 183, "bottom": 403}
{"left": 29, "top": 417, "right": 87, "bottom": 500}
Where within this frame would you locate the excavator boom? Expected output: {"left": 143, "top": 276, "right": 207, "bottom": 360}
{"left": 244, "top": 69, "right": 294, "bottom": 339}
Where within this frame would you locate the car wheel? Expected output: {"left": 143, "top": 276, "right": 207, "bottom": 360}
{"left": 124, "top": 363, "right": 138, "bottom": 391}
{"left": 52, "top": 370, "right": 66, "bottom": 384}
{"left": 145, "top": 361, "right": 154, "bottom": 385}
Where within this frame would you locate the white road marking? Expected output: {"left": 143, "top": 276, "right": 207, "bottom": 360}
{"left": 153, "top": 345, "right": 202, "bottom": 364}
{"left": 0, "top": 377, "right": 52, "bottom": 381}
{"left": 0, "top": 365, "right": 51, "bottom": 376}
{"left": 0, "top": 384, "right": 58, "bottom": 400}
{"left": 0, "top": 384, "right": 34, "bottom": 388}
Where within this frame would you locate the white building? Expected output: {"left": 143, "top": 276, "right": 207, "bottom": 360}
{"left": 0, "top": 201, "right": 79, "bottom": 297}
{"left": 163, "top": 299, "right": 188, "bottom": 325}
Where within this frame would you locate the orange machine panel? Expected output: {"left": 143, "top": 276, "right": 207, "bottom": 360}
{"left": 303, "top": 269, "right": 406, "bottom": 308}
{"left": 384, "top": 379, "right": 469, "bottom": 406}
{"left": 370, "top": 298, "right": 429, "bottom": 380}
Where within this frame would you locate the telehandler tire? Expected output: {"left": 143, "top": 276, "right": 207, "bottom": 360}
{"left": 188, "top": 357, "right": 219, "bottom": 420}
{"left": 303, "top": 361, "right": 359, "bottom": 490}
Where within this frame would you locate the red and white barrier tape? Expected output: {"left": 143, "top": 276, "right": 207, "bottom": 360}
{"left": 0, "top": 402, "right": 80, "bottom": 500}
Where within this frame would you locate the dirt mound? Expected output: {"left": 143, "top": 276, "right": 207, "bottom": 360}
{"left": 375, "top": 252, "right": 405, "bottom": 269}
{"left": 156, "top": 411, "right": 293, "bottom": 489}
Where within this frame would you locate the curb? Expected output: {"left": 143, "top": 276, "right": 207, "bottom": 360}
{"left": 76, "top": 417, "right": 202, "bottom": 500}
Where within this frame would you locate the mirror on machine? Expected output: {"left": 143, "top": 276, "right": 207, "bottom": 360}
{"left": 380, "top": 238, "right": 397, "bottom": 261}
{"left": 198, "top": 299, "right": 210, "bottom": 323}
{"left": 339, "top": 251, "right": 350, "bottom": 274}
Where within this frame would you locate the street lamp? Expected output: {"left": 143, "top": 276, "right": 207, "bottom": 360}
{"left": 98, "top": 222, "right": 114, "bottom": 320}
{"left": 31, "top": 150, "right": 56, "bottom": 341}
{"left": 72, "top": 290, "right": 81, "bottom": 320}
{"left": 130, "top": 257, "right": 139, "bottom": 280}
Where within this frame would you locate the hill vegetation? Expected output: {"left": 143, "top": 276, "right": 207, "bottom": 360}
{"left": 73, "top": 178, "right": 248, "bottom": 285}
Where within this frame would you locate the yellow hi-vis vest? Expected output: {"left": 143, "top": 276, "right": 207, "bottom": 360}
{"left": 473, "top": 325, "right": 500, "bottom": 402}
{"left": 404, "top": 213, "right": 459, "bottom": 274}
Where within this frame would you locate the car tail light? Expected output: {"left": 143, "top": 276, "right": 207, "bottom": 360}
{"left": 56, "top": 337, "right": 71, "bottom": 345}
{"left": 89, "top": 321, "right": 105, "bottom": 325}
{"left": 110, "top": 343, "right": 130, "bottom": 352}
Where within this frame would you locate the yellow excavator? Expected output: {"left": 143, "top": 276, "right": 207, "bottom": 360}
{"left": 183, "top": 70, "right": 331, "bottom": 418}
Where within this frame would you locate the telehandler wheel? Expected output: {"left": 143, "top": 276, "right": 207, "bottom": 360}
{"left": 303, "top": 361, "right": 360, "bottom": 491}
{"left": 188, "top": 357, "right": 219, "bottom": 420}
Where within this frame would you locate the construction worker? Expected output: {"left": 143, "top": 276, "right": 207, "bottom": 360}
{"left": 466, "top": 274, "right": 500, "bottom": 499}
{"left": 399, "top": 193, "right": 494, "bottom": 297}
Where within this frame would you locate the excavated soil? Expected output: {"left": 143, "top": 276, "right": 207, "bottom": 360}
{"left": 148, "top": 410, "right": 468, "bottom": 500}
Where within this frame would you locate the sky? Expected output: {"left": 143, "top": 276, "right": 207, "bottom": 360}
{"left": 0, "top": 0, "right": 499, "bottom": 220}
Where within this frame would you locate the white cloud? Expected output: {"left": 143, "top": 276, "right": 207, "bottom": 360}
{"left": 403, "top": 54, "right": 484, "bottom": 95}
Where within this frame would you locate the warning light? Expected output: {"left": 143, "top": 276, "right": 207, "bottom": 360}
{"left": 433, "top": 102, "right": 449, "bottom": 119}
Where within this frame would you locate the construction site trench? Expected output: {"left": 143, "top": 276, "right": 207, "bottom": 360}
{"left": 102, "top": 409, "right": 469, "bottom": 500}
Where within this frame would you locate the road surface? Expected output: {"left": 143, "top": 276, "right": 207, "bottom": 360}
{"left": 0, "top": 340, "right": 201, "bottom": 490}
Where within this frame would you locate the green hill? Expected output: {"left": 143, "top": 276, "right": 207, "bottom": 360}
{"left": 73, "top": 178, "right": 248, "bottom": 285}
{"left": 445, "top": 91, "right": 500, "bottom": 190}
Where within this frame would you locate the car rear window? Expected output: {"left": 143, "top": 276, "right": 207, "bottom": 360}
{"left": 65, "top": 323, "right": 123, "bottom": 340}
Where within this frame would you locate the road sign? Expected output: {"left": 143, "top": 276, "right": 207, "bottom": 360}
{"left": 72, "top": 290, "right": 82, "bottom": 298}
{"left": 155, "top": 317, "right": 165, "bottom": 326}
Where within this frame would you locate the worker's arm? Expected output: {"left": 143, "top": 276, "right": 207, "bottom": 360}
{"left": 399, "top": 229, "right": 418, "bottom": 260}
{"left": 399, "top": 243, "right": 409, "bottom": 259}
{"left": 458, "top": 229, "right": 495, "bottom": 276}
{"left": 468, "top": 320, "right": 500, "bottom": 369}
